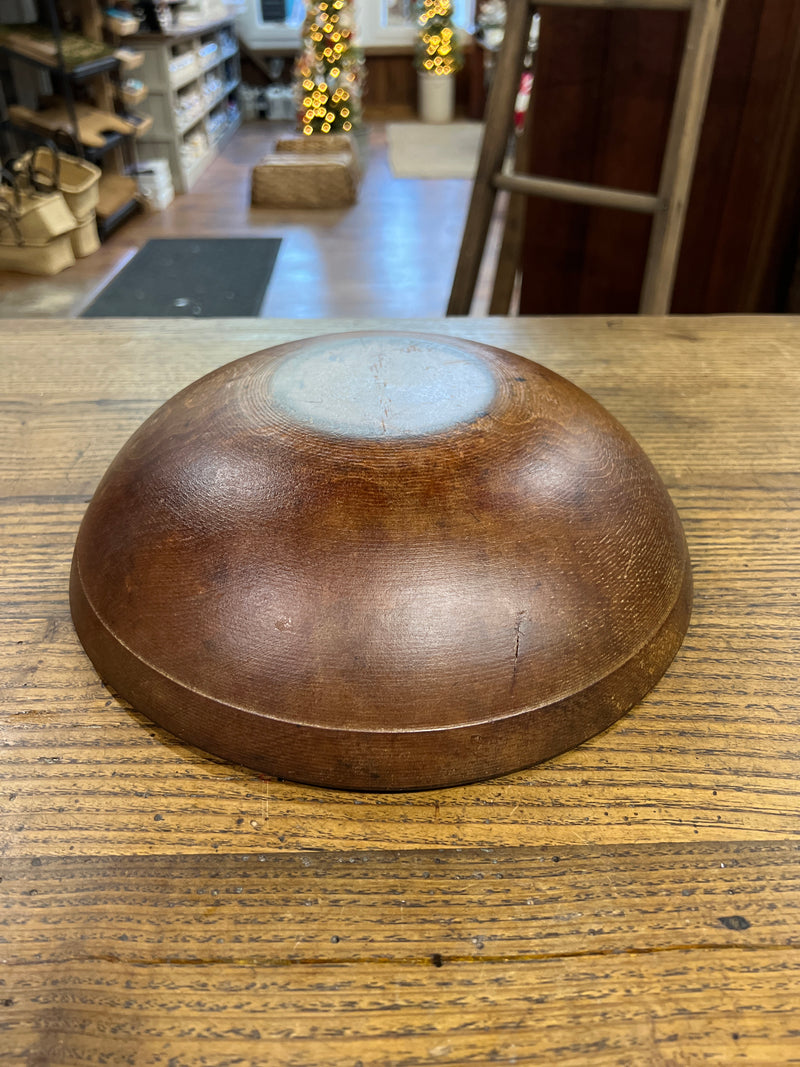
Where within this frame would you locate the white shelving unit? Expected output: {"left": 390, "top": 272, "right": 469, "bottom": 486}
{"left": 133, "top": 18, "right": 241, "bottom": 194}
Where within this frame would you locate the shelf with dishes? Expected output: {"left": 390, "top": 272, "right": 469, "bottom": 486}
{"left": 179, "top": 98, "right": 239, "bottom": 189}
{"left": 174, "top": 72, "right": 239, "bottom": 136}
{"left": 168, "top": 40, "right": 239, "bottom": 93}
{"left": 132, "top": 19, "right": 241, "bottom": 194}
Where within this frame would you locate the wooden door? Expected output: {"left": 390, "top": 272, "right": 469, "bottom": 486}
{"left": 517, "top": 1, "right": 800, "bottom": 314}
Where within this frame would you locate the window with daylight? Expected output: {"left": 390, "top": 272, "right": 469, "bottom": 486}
{"left": 360, "top": 0, "right": 475, "bottom": 43}
{"left": 238, "top": 0, "right": 475, "bottom": 50}
{"left": 238, "top": 0, "right": 305, "bottom": 49}
{"left": 383, "top": 0, "right": 474, "bottom": 27}
{"left": 383, "top": 0, "right": 416, "bottom": 26}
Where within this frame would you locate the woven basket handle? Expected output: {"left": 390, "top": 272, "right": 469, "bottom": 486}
{"left": 0, "top": 167, "right": 22, "bottom": 212}
{"left": 0, "top": 200, "right": 24, "bottom": 245}
{"left": 27, "top": 140, "right": 62, "bottom": 195}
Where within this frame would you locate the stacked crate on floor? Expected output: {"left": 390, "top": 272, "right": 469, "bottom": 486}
{"left": 251, "top": 134, "right": 360, "bottom": 209}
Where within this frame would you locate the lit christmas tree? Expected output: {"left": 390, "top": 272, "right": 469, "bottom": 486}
{"left": 415, "top": 0, "right": 464, "bottom": 77}
{"left": 295, "top": 0, "right": 364, "bottom": 135}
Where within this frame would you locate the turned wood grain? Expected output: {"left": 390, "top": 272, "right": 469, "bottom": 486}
{"left": 68, "top": 330, "right": 691, "bottom": 790}
{"left": 1, "top": 316, "right": 799, "bottom": 1063}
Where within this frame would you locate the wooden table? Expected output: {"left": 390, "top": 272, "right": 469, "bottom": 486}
{"left": 2, "top": 317, "right": 799, "bottom": 1065}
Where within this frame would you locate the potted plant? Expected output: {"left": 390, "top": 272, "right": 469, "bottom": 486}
{"left": 415, "top": 0, "right": 463, "bottom": 123}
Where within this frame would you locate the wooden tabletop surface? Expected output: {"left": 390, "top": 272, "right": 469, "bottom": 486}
{"left": 2, "top": 316, "right": 799, "bottom": 1065}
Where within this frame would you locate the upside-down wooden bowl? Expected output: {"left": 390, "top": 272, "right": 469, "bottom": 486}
{"left": 70, "top": 331, "right": 691, "bottom": 791}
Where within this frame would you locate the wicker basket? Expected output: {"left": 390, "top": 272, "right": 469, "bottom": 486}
{"left": 57, "top": 155, "right": 102, "bottom": 216}
{"left": 69, "top": 212, "right": 100, "bottom": 258}
{"left": 115, "top": 47, "right": 145, "bottom": 72}
{"left": 0, "top": 229, "right": 75, "bottom": 275}
{"left": 16, "top": 148, "right": 101, "bottom": 218}
{"left": 119, "top": 83, "right": 148, "bottom": 109}
{"left": 0, "top": 184, "right": 76, "bottom": 242}
{"left": 274, "top": 133, "right": 354, "bottom": 157}
{"left": 251, "top": 153, "right": 358, "bottom": 209}
{"left": 275, "top": 133, "right": 360, "bottom": 179}
{"left": 105, "top": 11, "right": 139, "bottom": 35}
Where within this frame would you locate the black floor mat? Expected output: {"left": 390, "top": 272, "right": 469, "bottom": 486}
{"left": 81, "top": 237, "right": 281, "bottom": 317}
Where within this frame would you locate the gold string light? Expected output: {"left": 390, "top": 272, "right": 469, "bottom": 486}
{"left": 295, "top": 0, "right": 362, "bottom": 134}
{"left": 415, "top": 0, "right": 462, "bottom": 77}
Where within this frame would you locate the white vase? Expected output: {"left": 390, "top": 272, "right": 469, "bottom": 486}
{"left": 418, "top": 72, "right": 455, "bottom": 124}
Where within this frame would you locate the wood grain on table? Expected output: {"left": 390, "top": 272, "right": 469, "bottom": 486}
{"left": 1, "top": 317, "right": 799, "bottom": 1065}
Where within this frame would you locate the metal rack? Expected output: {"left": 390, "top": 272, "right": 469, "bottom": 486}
{"left": 0, "top": 0, "right": 140, "bottom": 237}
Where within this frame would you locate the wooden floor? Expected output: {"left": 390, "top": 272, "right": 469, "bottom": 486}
{"left": 0, "top": 121, "right": 499, "bottom": 319}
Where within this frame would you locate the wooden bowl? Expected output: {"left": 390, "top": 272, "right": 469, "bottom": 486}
{"left": 70, "top": 331, "right": 692, "bottom": 791}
